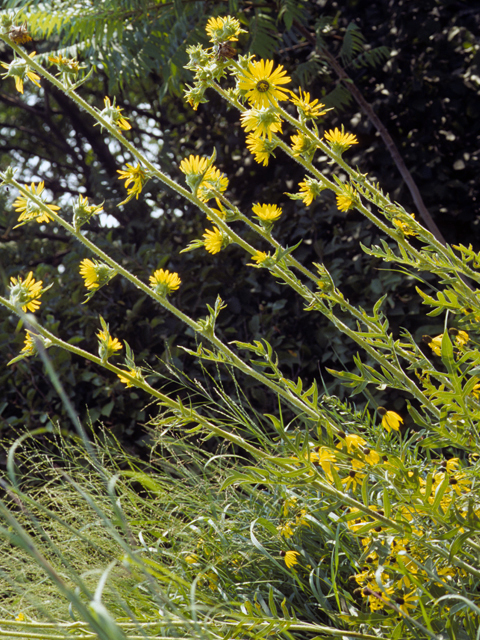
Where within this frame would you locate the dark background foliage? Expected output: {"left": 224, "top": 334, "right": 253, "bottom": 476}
{"left": 0, "top": 0, "right": 478, "bottom": 442}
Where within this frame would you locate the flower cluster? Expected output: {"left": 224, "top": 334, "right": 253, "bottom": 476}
{"left": 180, "top": 154, "right": 228, "bottom": 202}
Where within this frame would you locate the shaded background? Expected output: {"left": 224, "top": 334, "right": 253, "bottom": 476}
{"left": 0, "top": 0, "right": 478, "bottom": 442}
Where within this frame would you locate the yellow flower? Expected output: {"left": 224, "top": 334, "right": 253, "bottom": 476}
{"left": 117, "top": 368, "right": 144, "bottom": 388}
{"left": 179, "top": 155, "right": 228, "bottom": 202}
{"left": 394, "top": 590, "right": 418, "bottom": 615}
{"left": 336, "top": 433, "right": 366, "bottom": 453}
{"left": 238, "top": 59, "right": 291, "bottom": 109}
{"left": 13, "top": 181, "right": 60, "bottom": 227}
{"left": 117, "top": 163, "right": 149, "bottom": 204}
{"left": 290, "top": 131, "right": 316, "bottom": 158}
{"left": 378, "top": 407, "right": 403, "bottom": 433}
{"left": 185, "top": 553, "right": 199, "bottom": 564}
{"left": 277, "top": 521, "right": 295, "bottom": 538}
{"left": 248, "top": 250, "right": 272, "bottom": 267}
{"left": 49, "top": 54, "right": 83, "bottom": 80}
{"left": 15, "top": 613, "right": 25, "bottom": 622}
{"left": 149, "top": 268, "right": 182, "bottom": 296}
{"left": 448, "top": 472, "right": 471, "bottom": 496}
{"left": 72, "top": 194, "right": 103, "bottom": 229}
{"left": 205, "top": 15, "right": 244, "bottom": 43}
{"left": 361, "top": 447, "right": 381, "bottom": 465}
{"left": 1, "top": 51, "right": 41, "bottom": 94}
{"left": 96, "top": 327, "right": 123, "bottom": 362}
{"left": 341, "top": 460, "right": 366, "bottom": 491}
{"left": 20, "top": 331, "right": 37, "bottom": 356}
{"left": 252, "top": 203, "right": 282, "bottom": 223}
{"left": 79, "top": 258, "right": 116, "bottom": 291}
{"left": 9, "top": 271, "right": 44, "bottom": 313}
{"left": 336, "top": 184, "right": 358, "bottom": 212}
{"left": 245, "top": 134, "right": 276, "bottom": 166}
{"left": 203, "top": 227, "right": 225, "bottom": 254}
{"left": 99, "top": 96, "right": 131, "bottom": 132}
{"left": 282, "top": 550, "right": 300, "bottom": 568}
{"left": 427, "top": 330, "right": 469, "bottom": 356}
{"left": 289, "top": 88, "right": 330, "bottom": 119}
{"left": 324, "top": 126, "right": 358, "bottom": 153}
{"left": 240, "top": 107, "right": 283, "bottom": 141}
{"left": 297, "top": 178, "right": 324, "bottom": 206}
{"left": 393, "top": 213, "right": 418, "bottom": 236}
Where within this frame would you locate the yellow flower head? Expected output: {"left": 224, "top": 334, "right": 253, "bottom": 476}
{"left": 96, "top": 325, "right": 123, "bottom": 362}
{"left": 238, "top": 59, "right": 291, "bottom": 109}
{"left": 290, "top": 88, "right": 330, "bottom": 119}
{"left": 203, "top": 227, "right": 225, "bottom": 254}
{"left": 282, "top": 550, "right": 300, "bottom": 569}
{"left": 9, "top": 271, "right": 44, "bottom": 313}
{"left": 378, "top": 407, "right": 403, "bottom": 433}
{"left": 277, "top": 522, "right": 295, "bottom": 538}
{"left": 392, "top": 213, "right": 418, "bottom": 236}
{"left": 1, "top": 51, "right": 41, "bottom": 94}
{"left": 13, "top": 181, "right": 60, "bottom": 227}
{"left": 336, "top": 433, "right": 366, "bottom": 453}
{"left": 290, "top": 131, "right": 317, "bottom": 159}
{"left": 288, "top": 177, "right": 324, "bottom": 206}
{"left": 149, "top": 268, "right": 182, "bottom": 296}
{"left": 117, "top": 367, "right": 144, "bottom": 388}
{"left": 49, "top": 54, "right": 84, "bottom": 81}
{"left": 336, "top": 184, "right": 358, "bottom": 212}
{"left": 20, "top": 331, "right": 38, "bottom": 356}
{"left": 205, "top": 15, "right": 244, "bottom": 43}
{"left": 245, "top": 134, "right": 277, "bottom": 166}
{"left": 72, "top": 194, "right": 103, "bottom": 229}
{"left": 79, "top": 258, "right": 116, "bottom": 292}
{"left": 99, "top": 96, "right": 131, "bottom": 133}
{"left": 240, "top": 107, "right": 282, "bottom": 141}
{"left": 117, "top": 163, "right": 149, "bottom": 204}
{"left": 248, "top": 250, "right": 273, "bottom": 268}
{"left": 179, "top": 155, "right": 228, "bottom": 202}
{"left": 324, "top": 126, "right": 358, "bottom": 154}
{"left": 252, "top": 203, "right": 282, "bottom": 224}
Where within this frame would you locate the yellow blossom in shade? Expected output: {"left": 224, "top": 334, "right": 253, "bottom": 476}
{"left": 427, "top": 334, "right": 443, "bottom": 356}
{"left": 9, "top": 271, "right": 44, "bottom": 313}
{"left": 238, "top": 59, "right": 291, "bottom": 109}
{"left": 15, "top": 613, "right": 25, "bottom": 622}
{"left": 287, "top": 177, "right": 325, "bottom": 206}
{"left": 252, "top": 203, "right": 282, "bottom": 224}
{"left": 324, "top": 126, "right": 358, "bottom": 153}
{"left": 179, "top": 155, "right": 228, "bottom": 202}
{"left": 13, "top": 181, "right": 60, "bottom": 227}
{"left": 49, "top": 53, "right": 82, "bottom": 74}
{"left": 277, "top": 521, "right": 295, "bottom": 538}
{"left": 1, "top": 51, "right": 41, "bottom": 94}
{"left": 98, "top": 96, "right": 131, "bottom": 132}
{"left": 203, "top": 227, "right": 225, "bottom": 254}
{"left": 314, "top": 447, "right": 339, "bottom": 482}
{"left": 97, "top": 328, "right": 122, "bottom": 362}
{"left": 251, "top": 250, "right": 268, "bottom": 262}
{"left": 361, "top": 447, "right": 381, "bottom": 465}
{"left": 246, "top": 133, "right": 276, "bottom": 166}
{"left": 185, "top": 553, "right": 199, "bottom": 564}
{"left": 336, "top": 433, "right": 366, "bottom": 453}
{"left": 393, "top": 213, "right": 418, "bottom": 236}
{"left": 205, "top": 15, "right": 244, "bottom": 43}
{"left": 448, "top": 472, "right": 471, "bottom": 496}
{"left": 378, "top": 407, "right": 403, "bottom": 433}
{"left": 290, "top": 131, "right": 316, "bottom": 158}
{"left": 240, "top": 107, "right": 283, "bottom": 141}
{"left": 72, "top": 194, "right": 103, "bottom": 229}
{"left": 117, "top": 367, "right": 143, "bottom": 388}
{"left": 336, "top": 184, "right": 358, "bottom": 212}
{"left": 20, "top": 331, "right": 37, "bottom": 356}
{"left": 149, "top": 268, "right": 182, "bottom": 296}
{"left": 394, "top": 590, "right": 418, "bottom": 615}
{"left": 79, "top": 258, "right": 116, "bottom": 292}
{"left": 451, "top": 328, "right": 469, "bottom": 347}
{"left": 289, "top": 88, "right": 330, "bottom": 119}
{"left": 117, "top": 163, "right": 149, "bottom": 204}
{"left": 282, "top": 550, "right": 300, "bottom": 568}
{"left": 341, "top": 460, "right": 366, "bottom": 491}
